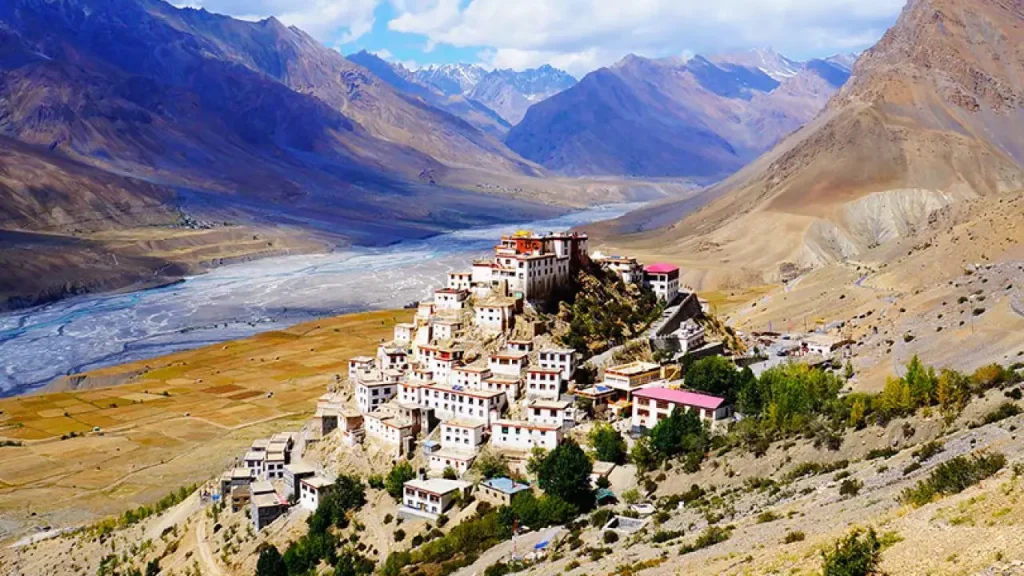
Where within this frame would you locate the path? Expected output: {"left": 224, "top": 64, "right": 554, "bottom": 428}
{"left": 196, "top": 514, "right": 228, "bottom": 576}
{"left": 145, "top": 492, "right": 202, "bottom": 542}
{"left": 451, "top": 527, "right": 563, "bottom": 576}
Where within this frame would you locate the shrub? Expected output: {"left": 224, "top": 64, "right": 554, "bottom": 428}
{"left": 368, "top": 475, "right": 385, "bottom": 490}
{"left": 839, "top": 478, "right": 863, "bottom": 498}
{"left": 756, "top": 510, "right": 782, "bottom": 524}
{"left": 902, "top": 462, "right": 922, "bottom": 476}
{"left": 782, "top": 531, "right": 806, "bottom": 544}
{"left": 385, "top": 462, "right": 416, "bottom": 500}
{"left": 590, "top": 508, "right": 614, "bottom": 528}
{"left": 603, "top": 530, "right": 620, "bottom": 544}
{"left": 821, "top": 528, "right": 882, "bottom": 576}
{"left": 651, "top": 529, "right": 684, "bottom": 544}
{"left": 911, "top": 441, "right": 944, "bottom": 462}
{"left": 679, "top": 526, "right": 731, "bottom": 555}
{"left": 979, "top": 402, "right": 1022, "bottom": 425}
{"left": 393, "top": 529, "right": 405, "bottom": 542}
{"left": 589, "top": 422, "right": 628, "bottom": 464}
{"left": 901, "top": 452, "right": 1006, "bottom": 507}
{"left": 866, "top": 447, "right": 898, "bottom": 460}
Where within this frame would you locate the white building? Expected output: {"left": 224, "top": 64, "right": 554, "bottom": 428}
{"left": 643, "top": 263, "right": 681, "bottom": 304}
{"left": 299, "top": 476, "right": 333, "bottom": 511}
{"left": 401, "top": 478, "right": 471, "bottom": 520}
{"left": 603, "top": 362, "right": 663, "bottom": 399}
{"left": 429, "top": 449, "right": 477, "bottom": 477}
{"left": 265, "top": 450, "right": 286, "bottom": 480}
{"left": 507, "top": 340, "right": 534, "bottom": 354}
{"left": 393, "top": 323, "right": 416, "bottom": 345}
{"left": 490, "top": 419, "right": 563, "bottom": 452}
{"left": 474, "top": 298, "right": 516, "bottom": 333}
{"left": 538, "top": 348, "right": 576, "bottom": 382}
{"left": 488, "top": 351, "right": 529, "bottom": 378}
{"left": 432, "top": 319, "right": 462, "bottom": 342}
{"left": 419, "top": 383, "right": 507, "bottom": 425}
{"left": 364, "top": 407, "right": 417, "bottom": 450}
{"left": 377, "top": 345, "right": 409, "bottom": 371}
{"left": 481, "top": 376, "right": 521, "bottom": 404}
{"left": 630, "top": 387, "right": 732, "bottom": 432}
{"left": 440, "top": 419, "right": 487, "bottom": 452}
{"left": 421, "top": 345, "right": 465, "bottom": 386}
{"left": 348, "top": 356, "right": 374, "bottom": 381}
{"left": 451, "top": 366, "right": 492, "bottom": 390}
{"left": 527, "top": 399, "right": 574, "bottom": 427}
{"left": 526, "top": 367, "right": 562, "bottom": 400}
{"left": 447, "top": 272, "right": 473, "bottom": 291}
{"left": 434, "top": 288, "right": 469, "bottom": 310}
{"left": 676, "top": 320, "right": 706, "bottom": 354}
{"left": 416, "top": 301, "right": 435, "bottom": 323}
{"left": 596, "top": 255, "right": 643, "bottom": 284}
{"left": 471, "top": 260, "right": 495, "bottom": 286}
{"left": 243, "top": 450, "right": 265, "bottom": 478}
{"left": 355, "top": 378, "right": 398, "bottom": 414}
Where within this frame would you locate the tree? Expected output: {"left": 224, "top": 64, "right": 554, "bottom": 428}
{"left": 589, "top": 422, "right": 627, "bottom": 464}
{"left": 630, "top": 437, "right": 658, "bottom": 474}
{"left": 844, "top": 361, "right": 855, "bottom": 381}
{"left": 537, "top": 440, "right": 594, "bottom": 511}
{"left": 145, "top": 560, "right": 160, "bottom": 576}
{"left": 821, "top": 528, "right": 882, "bottom": 576}
{"left": 442, "top": 466, "right": 458, "bottom": 480}
{"left": 526, "top": 446, "right": 549, "bottom": 476}
{"left": 936, "top": 368, "right": 969, "bottom": 417}
{"left": 685, "top": 356, "right": 742, "bottom": 402}
{"left": 385, "top": 462, "right": 416, "bottom": 500}
{"left": 256, "top": 544, "right": 287, "bottom": 576}
{"left": 474, "top": 449, "right": 511, "bottom": 479}
{"left": 648, "top": 408, "right": 707, "bottom": 462}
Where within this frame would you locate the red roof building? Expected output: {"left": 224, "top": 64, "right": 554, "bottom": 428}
{"left": 631, "top": 387, "right": 733, "bottom": 431}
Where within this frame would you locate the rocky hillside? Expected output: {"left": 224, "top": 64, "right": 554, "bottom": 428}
{"left": 599, "top": 0, "right": 1024, "bottom": 286}
{"left": 468, "top": 65, "right": 578, "bottom": 124}
{"left": 505, "top": 49, "right": 852, "bottom": 177}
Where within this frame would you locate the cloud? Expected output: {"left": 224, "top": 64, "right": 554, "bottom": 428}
{"left": 388, "top": 0, "right": 905, "bottom": 76}
{"left": 175, "top": 0, "right": 382, "bottom": 44}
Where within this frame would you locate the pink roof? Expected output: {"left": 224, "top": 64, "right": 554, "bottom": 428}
{"left": 633, "top": 387, "right": 725, "bottom": 410}
{"left": 644, "top": 263, "right": 679, "bottom": 274}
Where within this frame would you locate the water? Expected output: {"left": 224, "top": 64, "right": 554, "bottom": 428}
{"left": 0, "top": 203, "right": 643, "bottom": 396}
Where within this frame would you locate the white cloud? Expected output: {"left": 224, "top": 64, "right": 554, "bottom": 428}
{"left": 176, "top": 0, "right": 382, "bottom": 44}
{"left": 388, "top": 0, "right": 905, "bottom": 76}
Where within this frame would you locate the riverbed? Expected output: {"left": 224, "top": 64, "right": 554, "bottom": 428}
{"left": 0, "top": 203, "right": 642, "bottom": 397}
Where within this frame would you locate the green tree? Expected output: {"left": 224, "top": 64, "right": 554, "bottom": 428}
{"left": 526, "top": 446, "right": 549, "bottom": 476}
{"left": 843, "top": 360, "right": 855, "bottom": 381}
{"left": 256, "top": 544, "right": 287, "bottom": 576}
{"left": 648, "top": 408, "right": 708, "bottom": 463}
{"left": 821, "top": 528, "right": 882, "bottom": 576}
{"left": 537, "top": 440, "right": 594, "bottom": 511}
{"left": 630, "top": 436, "right": 658, "bottom": 473}
{"left": 145, "top": 560, "right": 160, "bottom": 576}
{"left": 936, "top": 368, "right": 969, "bottom": 417}
{"left": 474, "top": 449, "right": 511, "bottom": 479}
{"left": 442, "top": 466, "right": 458, "bottom": 480}
{"left": 685, "top": 356, "right": 742, "bottom": 402}
{"left": 385, "top": 462, "right": 416, "bottom": 500}
{"left": 589, "top": 422, "right": 627, "bottom": 464}
{"left": 904, "top": 355, "right": 937, "bottom": 407}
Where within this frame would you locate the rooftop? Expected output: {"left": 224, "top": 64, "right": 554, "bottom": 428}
{"left": 491, "top": 351, "right": 529, "bottom": 361}
{"left": 251, "top": 480, "right": 275, "bottom": 495}
{"left": 252, "top": 493, "right": 286, "bottom": 508}
{"left": 404, "top": 478, "right": 471, "bottom": 495}
{"left": 284, "top": 462, "right": 316, "bottom": 475}
{"left": 606, "top": 361, "right": 661, "bottom": 376}
{"left": 529, "top": 399, "right": 572, "bottom": 410}
{"left": 633, "top": 387, "right": 726, "bottom": 410}
{"left": 540, "top": 348, "right": 575, "bottom": 355}
{"left": 350, "top": 356, "right": 374, "bottom": 363}
{"left": 243, "top": 451, "right": 265, "bottom": 462}
{"left": 492, "top": 419, "right": 561, "bottom": 432}
{"left": 482, "top": 477, "right": 531, "bottom": 495}
{"left": 432, "top": 447, "right": 477, "bottom": 461}
{"left": 444, "top": 418, "right": 487, "bottom": 429}
{"left": 302, "top": 475, "right": 334, "bottom": 489}
{"left": 644, "top": 263, "right": 679, "bottom": 274}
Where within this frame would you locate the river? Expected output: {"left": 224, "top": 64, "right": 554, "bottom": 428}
{"left": 0, "top": 203, "right": 642, "bottom": 397}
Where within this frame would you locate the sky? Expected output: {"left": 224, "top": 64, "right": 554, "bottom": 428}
{"left": 171, "top": 0, "right": 907, "bottom": 78}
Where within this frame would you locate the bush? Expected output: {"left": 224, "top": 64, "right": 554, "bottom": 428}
{"left": 782, "top": 531, "right": 806, "bottom": 544}
{"left": 866, "top": 447, "right": 898, "bottom": 460}
{"left": 442, "top": 466, "right": 459, "bottom": 480}
{"left": 603, "top": 530, "right": 619, "bottom": 544}
{"left": 385, "top": 462, "right": 416, "bottom": 500}
{"left": 589, "top": 422, "right": 628, "bottom": 464}
{"left": 756, "top": 510, "right": 782, "bottom": 524}
{"left": 679, "top": 526, "right": 731, "bottom": 555}
{"left": 474, "top": 449, "right": 512, "bottom": 479}
{"left": 900, "top": 452, "right": 1006, "bottom": 507}
{"left": 651, "top": 529, "right": 684, "bottom": 544}
{"left": 902, "top": 462, "right": 922, "bottom": 476}
{"left": 368, "top": 475, "right": 385, "bottom": 490}
{"left": 393, "top": 529, "right": 406, "bottom": 542}
{"left": 979, "top": 402, "right": 1022, "bottom": 425}
{"left": 821, "top": 528, "right": 882, "bottom": 576}
{"left": 911, "top": 441, "right": 944, "bottom": 462}
{"left": 839, "top": 479, "right": 863, "bottom": 498}
{"left": 590, "top": 508, "right": 614, "bottom": 528}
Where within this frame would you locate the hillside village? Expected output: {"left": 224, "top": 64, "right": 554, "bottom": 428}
{"left": 211, "top": 230, "right": 858, "bottom": 543}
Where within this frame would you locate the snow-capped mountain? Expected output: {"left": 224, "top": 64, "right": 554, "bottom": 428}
{"left": 468, "top": 65, "right": 578, "bottom": 124}
{"left": 710, "top": 47, "right": 804, "bottom": 81}
{"left": 414, "top": 63, "right": 490, "bottom": 96}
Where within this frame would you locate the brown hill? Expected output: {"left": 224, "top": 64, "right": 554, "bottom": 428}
{"left": 600, "top": 0, "right": 1024, "bottom": 288}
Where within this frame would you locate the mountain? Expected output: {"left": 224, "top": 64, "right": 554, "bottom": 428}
{"left": 346, "top": 50, "right": 512, "bottom": 138}
{"left": 506, "top": 50, "right": 852, "bottom": 177}
{"left": 599, "top": 0, "right": 1024, "bottom": 288}
{"left": 468, "top": 65, "right": 578, "bottom": 124}
{"left": 414, "top": 63, "right": 490, "bottom": 96}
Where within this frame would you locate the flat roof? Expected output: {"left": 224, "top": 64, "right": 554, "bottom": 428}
{"left": 529, "top": 399, "right": 572, "bottom": 410}
{"left": 443, "top": 418, "right": 487, "bottom": 429}
{"left": 250, "top": 439, "right": 270, "bottom": 449}
{"left": 425, "top": 382, "right": 506, "bottom": 399}
{"left": 633, "top": 387, "right": 726, "bottom": 410}
{"left": 432, "top": 448, "right": 477, "bottom": 461}
{"left": 231, "top": 467, "right": 253, "bottom": 479}
{"left": 482, "top": 477, "right": 531, "bottom": 495}
{"left": 539, "top": 348, "right": 575, "bottom": 355}
{"left": 243, "top": 451, "right": 265, "bottom": 461}
{"left": 302, "top": 475, "right": 334, "bottom": 489}
{"left": 453, "top": 365, "right": 492, "bottom": 374}
{"left": 284, "top": 462, "right": 316, "bottom": 475}
{"left": 575, "top": 385, "right": 617, "bottom": 397}
{"left": 404, "top": 478, "right": 471, "bottom": 495}
{"left": 252, "top": 493, "right": 286, "bottom": 508}
{"left": 492, "top": 419, "right": 561, "bottom": 432}
{"left": 251, "top": 480, "right": 275, "bottom": 495}
{"left": 644, "top": 263, "right": 679, "bottom": 274}
{"left": 485, "top": 376, "right": 521, "bottom": 384}
{"left": 491, "top": 351, "right": 529, "bottom": 360}
{"left": 349, "top": 356, "right": 374, "bottom": 363}
{"left": 606, "top": 362, "right": 661, "bottom": 376}
{"left": 527, "top": 367, "right": 562, "bottom": 375}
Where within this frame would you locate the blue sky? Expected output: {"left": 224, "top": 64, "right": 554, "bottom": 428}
{"left": 173, "top": 0, "right": 907, "bottom": 77}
